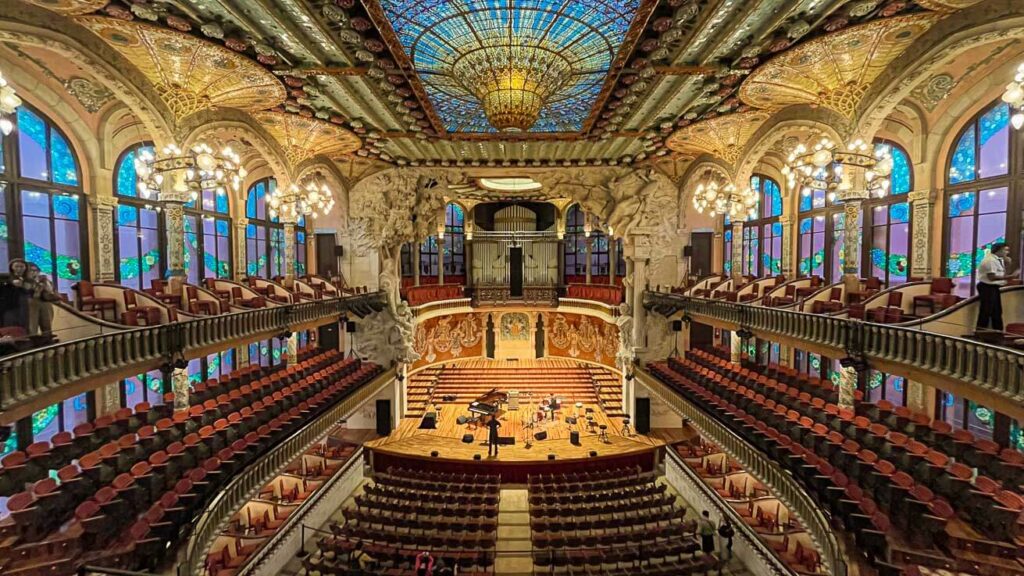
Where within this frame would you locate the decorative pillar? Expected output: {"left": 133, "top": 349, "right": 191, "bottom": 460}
{"left": 842, "top": 200, "right": 863, "bottom": 294}
{"left": 778, "top": 344, "right": 792, "bottom": 368}
{"left": 92, "top": 196, "right": 118, "bottom": 283}
{"left": 234, "top": 217, "right": 249, "bottom": 280}
{"left": 631, "top": 257, "right": 647, "bottom": 350}
{"left": 625, "top": 259, "right": 635, "bottom": 308}
{"left": 237, "top": 342, "right": 250, "bottom": 367}
{"left": 99, "top": 382, "right": 122, "bottom": 416}
{"left": 287, "top": 332, "right": 299, "bottom": 365}
{"left": 622, "top": 372, "right": 635, "bottom": 421}
{"left": 779, "top": 214, "right": 794, "bottom": 278}
{"left": 465, "top": 239, "right": 474, "bottom": 288}
{"left": 171, "top": 367, "right": 190, "bottom": 412}
{"left": 838, "top": 364, "right": 858, "bottom": 411}
{"left": 163, "top": 197, "right": 188, "bottom": 284}
{"left": 908, "top": 190, "right": 936, "bottom": 280}
{"left": 413, "top": 243, "right": 421, "bottom": 287}
{"left": 283, "top": 221, "right": 296, "bottom": 280}
{"left": 438, "top": 242, "right": 445, "bottom": 285}
{"left": 729, "top": 332, "right": 742, "bottom": 365}
{"left": 609, "top": 238, "right": 617, "bottom": 286}
{"left": 731, "top": 221, "right": 744, "bottom": 280}
{"left": 904, "top": 379, "right": 934, "bottom": 417}
{"left": 557, "top": 239, "right": 565, "bottom": 285}
{"left": 585, "top": 237, "right": 593, "bottom": 284}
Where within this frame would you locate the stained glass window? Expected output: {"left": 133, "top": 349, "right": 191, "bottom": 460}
{"left": 742, "top": 174, "right": 781, "bottom": 277}
{"left": 741, "top": 225, "right": 759, "bottom": 277}
{"left": 723, "top": 225, "right": 733, "bottom": 276}
{"left": 947, "top": 102, "right": 1010, "bottom": 184}
{"left": 443, "top": 203, "right": 465, "bottom": 277}
{"left": 869, "top": 202, "right": 910, "bottom": 285}
{"left": 246, "top": 178, "right": 283, "bottom": 279}
{"left": 945, "top": 188, "right": 1007, "bottom": 296}
{"left": 798, "top": 216, "right": 826, "bottom": 278}
{"left": 295, "top": 215, "right": 307, "bottom": 276}
{"left": 420, "top": 235, "right": 439, "bottom": 277}
{"left": 114, "top": 144, "right": 163, "bottom": 291}
{"left": 123, "top": 369, "right": 165, "bottom": 408}
{"left": 184, "top": 173, "right": 231, "bottom": 282}
{"left": 873, "top": 141, "right": 912, "bottom": 195}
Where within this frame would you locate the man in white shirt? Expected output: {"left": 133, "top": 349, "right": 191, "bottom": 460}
{"left": 976, "top": 242, "right": 1018, "bottom": 331}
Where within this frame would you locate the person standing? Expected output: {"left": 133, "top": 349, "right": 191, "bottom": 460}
{"left": 718, "top": 519, "right": 735, "bottom": 562}
{"left": 698, "top": 510, "right": 716, "bottom": 556}
{"left": 25, "top": 264, "right": 56, "bottom": 336}
{"left": 977, "top": 243, "right": 1018, "bottom": 331}
{"left": 487, "top": 415, "right": 502, "bottom": 457}
{"left": 415, "top": 550, "right": 434, "bottom": 576}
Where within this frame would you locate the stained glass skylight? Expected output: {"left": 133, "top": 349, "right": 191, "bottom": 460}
{"left": 377, "top": 0, "right": 642, "bottom": 133}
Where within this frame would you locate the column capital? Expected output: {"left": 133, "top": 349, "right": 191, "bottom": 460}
{"left": 907, "top": 189, "right": 937, "bottom": 203}
{"left": 91, "top": 195, "right": 119, "bottom": 210}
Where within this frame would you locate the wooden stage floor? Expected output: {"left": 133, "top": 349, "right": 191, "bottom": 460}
{"left": 365, "top": 359, "right": 665, "bottom": 466}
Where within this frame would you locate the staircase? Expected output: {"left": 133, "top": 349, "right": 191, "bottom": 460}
{"left": 494, "top": 488, "right": 533, "bottom": 576}
{"left": 589, "top": 367, "right": 626, "bottom": 417}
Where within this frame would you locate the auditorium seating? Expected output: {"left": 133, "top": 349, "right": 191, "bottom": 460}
{"left": 528, "top": 467, "right": 712, "bottom": 576}
{"left": 0, "top": 348, "right": 382, "bottom": 576}
{"left": 649, "top": 349, "right": 1024, "bottom": 574}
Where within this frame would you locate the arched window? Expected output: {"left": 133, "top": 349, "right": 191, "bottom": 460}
{"left": 420, "top": 236, "right": 439, "bottom": 277}
{"left": 400, "top": 243, "right": 414, "bottom": 277}
{"left": 564, "top": 204, "right": 586, "bottom": 280}
{"left": 944, "top": 100, "right": 1018, "bottom": 296}
{"left": 114, "top": 143, "right": 163, "bottom": 291}
{"left": 245, "top": 178, "right": 286, "bottom": 278}
{"left": 294, "top": 215, "right": 307, "bottom": 276}
{"left": 865, "top": 140, "right": 912, "bottom": 285}
{"left": 443, "top": 203, "right": 465, "bottom": 277}
{"left": 184, "top": 176, "right": 231, "bottom": 283}
{"left": 749, "top": 174, "right": 782, "bottom": 277}
{"left": 797, "top": 170, "right": 860, "bottom": 283}
{"left": 0, "top": 106, "right": 87, "bottom": 296}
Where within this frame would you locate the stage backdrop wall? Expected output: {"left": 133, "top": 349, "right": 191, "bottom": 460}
{"left": 542, "top": 312, "right": 619, "bottom": 369}
{"left": 412, "top": 313, "right": 485, "bottom": 369}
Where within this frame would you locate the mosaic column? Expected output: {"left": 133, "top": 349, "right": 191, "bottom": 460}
{"left": 779, "top": 214, "right": 795, "bottom": 278}
{"left": 287, "top": 332, "right": 299, "bottom": 365}
{"left": 237, "top": 342, "right": 250, "bottom": 367}
{"left": 283, "top": 222, "right": 296, "bottom": 280}
{"left": 162, "top": 196, "right": 188, "bottom": 282}
{"left": 904, "top": 379, "right": 934, "bottom": 417}
{"left": 731, "top": 221, "right": 744, "bottom": 280}
{"left": 172, "top": 367, "right": 190, "bottom": 412}
{"left": 842, "top": 200, "right": 863, "bottom": 294}
{"left": 838, "top": 364, "right": 858, "bottom": 411}
{"left": 234, "top": 217, "right": 249, "bottom": 280}
{"left": 92, "top": 195, "right": 118, "bottom": 283}
{"left": 100, "top": 382, "right": 122, "bottom": 416}
{"left": 908, "top": 190, "right": 936, "bottom": 280}
{"left": 730, "top": 332, "right": 742, "bottom": 365}
{"left": 624, "top": 259, "right": 635, "bottom": 307}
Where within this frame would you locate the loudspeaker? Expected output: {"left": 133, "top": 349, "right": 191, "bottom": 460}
{"left": 462, "top": 433, "right": 474, "bottom": 443}
{"left": 431, "top": 451, "right": 439, "bottom": 457}
{"left": 589, "top": 451, "right": 598, "bottom": 457}
{"left": 376, "top": 400, "right": 392, "bottom": 436}
{"left": 635, "top": 398, "right": 651, "bottom": 434}
{"left": 570, "top": 430, "right": 580, "bottom": 445}
{"left": 334, "top": 245, "right": 345, "bottom": 257}
{"left": 547, "top": 454, "right": 556, "bottom": 460}
{"left": 318, "top": 322, "right": 339, "bottom": 351}
{"left": 420, "top": 412, "right": 437, "bottom": 430}
{"left": 473, "top": 454, "right": 481, "bottom": 460}
{"left": 683, "top": 245, "right": 693, "bottom": 257}
{"left": 346, "top": 321, "right": 357, "bottom": 334}
{"left": 565, "top": 416, "right": 577, "bottom": 425}
{"left": 509, "top": 246, "right": 523, "bottom": 297}
{"left": 498, "top": 436, "right": 515, "bottom": 446}
{"left": 456, "top": 416, "right": 469, "bottom": 425}
{"left": 672, "top": 320, "right": 683, "bottom": 332}
{"left": 534, "top": 430, "right": 548, "bottom": 441}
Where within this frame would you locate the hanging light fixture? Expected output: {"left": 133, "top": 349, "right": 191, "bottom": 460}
{"left": 0, "top": 69, "right": 23, "bottom": 136}
{"left": 691, "top": 172, "right": 758, "bottom": 220}
{"left": 782, "top": 136, "right": 892, "bottom": 204}
{"left": 267, "top": 173, "right": 335, "bottom": 221}
{"left": 134, "top": 143, "right": 246, "bottom": 203}
{"left": 1002, "top": 62, "right": 1024, "bottom": 130}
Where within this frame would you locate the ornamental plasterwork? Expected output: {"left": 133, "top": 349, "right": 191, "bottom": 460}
{"left": 26, "top": 0, "right": 108, "bottom": 15}
{"left": 739, "top": 14, "right": 940, "bottom": 120}
{"left": 545, "top": 313, "right": 618, "bottom": 364}
{"left": 908, "top": 40, "right": 1020, "bottom": 112}
{"left": 412, "top": 314, "right": 483, "bottom": 363}
{"left": 77, "top": 17, "right": 285, "bottom": 121}
{"left": 252, "top": 111, "right": 361, "bottom": 167}
{"left": 3, "top": 42, "right": 115, "bottom": 113}
{"left": 666, "top": 111, "right": 774, "bottom": 165}
{"left": 914, "top": 0, "right": 983, "bottom": 11}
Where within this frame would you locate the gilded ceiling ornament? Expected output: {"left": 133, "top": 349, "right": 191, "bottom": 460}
{"left": 252, "top": 111, "right": 362, "bottom": 167}
{"left": 665, "top": 110, "right": 773, "bottom": 165}
{"left": 915, "top": 0, "right": 983, "bottom": 11}
{"left": 738, "top": 14, "right": 940, "bottom": 120}
{"left": 65, "top": 76, "right": 114, "bottom": 112}
{"left": 77, "top": 16, "right": 286, "bottom": 121}
{"left": 25, "top": 0, "right": 108, "bottom": 15}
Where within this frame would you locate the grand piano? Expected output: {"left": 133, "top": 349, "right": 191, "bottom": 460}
{"left": 468, "top": 388, "right": 508, "bottom": 422}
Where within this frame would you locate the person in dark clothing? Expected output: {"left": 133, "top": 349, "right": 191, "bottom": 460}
{"left": 487, "top": 415, "right": 502, "bottom": 457}
{"left": 415, "top": 550, "right": 434, "bottom": 576}
{"left": 718, "top": 519, "right": 735, "bottom": 561}
{"left": 976, "top": 242, "right": 1017, "bottom": 331}
{"left": 698, "top": 510, "right": 715, "bottom": 555}
{"left": 0, "top": 259, "right": 28, "bottom": 330}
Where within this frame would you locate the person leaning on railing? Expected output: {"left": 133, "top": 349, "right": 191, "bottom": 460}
{"left": 977, "top": 242, "right": 1019, "bottom": 332}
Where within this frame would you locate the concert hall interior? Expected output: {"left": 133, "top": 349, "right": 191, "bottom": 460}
{"left": 1, "top": 1, "right": 1024, "bottom": 576}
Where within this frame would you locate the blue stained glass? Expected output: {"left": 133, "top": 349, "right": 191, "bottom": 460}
{"left": 215, "top": 192, "right": 229, "bottom": 214}
{"left": 246, "top": 185, "right": 259, "bottom": 219}
{"left": 297, "top": 231, "right": 306, "bottom": 243}
{"left": 799, "top": 218, "right": 812, "bottom": 234}
{"left": 118, "top": 205, "right": 138, "bottom": 226}
{"left": 890, "top": 202, "right": 910, "bottom": 223}
{"left": 53, "top": 195, "right": 79, "bottom": 219}
{"left": 949, "top": 125, "right": 976, "bottom": 184}
{"left": 980, "top": 103, "right": 1010, "bottom": 146}
{"left": 771, "top": 222, "right": 782, "bottom": 236}
{"left": 799, "top": 191, "right": 812, "bottom": 212}
{"left": 17, "top": 108, "right": 48, "bottom": 181}
{"left": 947, "top": 192, "right": 976, "bottom": 218}
{"left": 246, "top": 223, "right": 257, "bottom": 238}
{"left": 50, "top": 131, "right": 78, "bottom": 186}
{"left": 0, "top": 430, "right": 16, "bottom": 458}
{"left": 117, "top": 150, "right": 138, "bottom": 197}
{"left": 216, "top": 219, "right": 229, "bottom": 235}
{"left": 31, "top": 404, "right": 58, "bottom": 436}
{"left": 723, "top": 230, "right": 732, "bottom": 241}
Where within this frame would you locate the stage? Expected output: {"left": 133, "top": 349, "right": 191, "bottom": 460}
{"left": 364, "top": 359, "right": 666, "bottom": 480}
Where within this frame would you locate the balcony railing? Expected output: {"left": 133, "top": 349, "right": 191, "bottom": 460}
{"left": 636, "top": 368, "right": 847, "bottom": 576}
{"left": 0, "top": 292, "right": 387, "bottom": 422}
{"left": 644, "top": 291, "right": 1024, "bottom": 409}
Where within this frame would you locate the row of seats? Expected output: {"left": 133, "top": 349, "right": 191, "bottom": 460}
{"left": 0, "top": 349, "right": 382, "bottom": 576}
{"left": 650, "top": 352, "right": 1022, "bottom": 574}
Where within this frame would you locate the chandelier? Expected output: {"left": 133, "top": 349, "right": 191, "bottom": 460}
{"left": 782, "top": 137, "right": 892, "bottom": 204}
{"left": 1001, "top": 62, "right": 1024, "bottom": 129}
{"left": 452, "top": 46, "right": 574, "bottom": 132}
{"left": 134, "top": 143, "right": 246, "bottom": 203}
{"left": 0, "top": 69, "right": 22, "bottom": 136}
{"left": 692, "top": 175, "right": 758, "bottom": 220}
{"left": 267, "top": 175, "right": 335, "bottom": 220}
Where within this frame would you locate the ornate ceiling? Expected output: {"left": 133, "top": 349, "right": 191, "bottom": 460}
{"left": 8, "top": 0, "right": 995, "bottom": 169}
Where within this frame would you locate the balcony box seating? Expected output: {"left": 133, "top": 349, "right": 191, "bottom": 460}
{"left": 912, "top": 278, "right": 957, "bottom": 316}
{"left": 203, "top": 278, "right": 232, "bottom": 300}
{"left": 848, "top": 277, "right": 883, "bottom": 305}
{"left": 122, "top": 291, "right": 162, "bottom": 326}
{"left": 144, "top": 279, "right": 181, "bottom": 308}
{"left": 811, "top": 287, "right": 844, "bottom": 314}
{"left": 186, "top": 286, "right": 220, "bottom": 315}
{"left": 231, "top": 287, "right": 265, "bottom": 309}
{"left": 794, "top": 276, "right": 823, "bottom": 300}
{"left": 72, "top": 280, "right": 117, "bottom": 321}
{"left": 405, "top": 284, "right": 465, "bottom": 306}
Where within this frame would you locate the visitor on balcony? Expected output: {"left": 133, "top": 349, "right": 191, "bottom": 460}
{"left": 25, "top": 263, "right": 56, "bottom": 337}
{"left": 977, "top": 243, "right": 1018, "bottom": 331}
{"left": 698, "top": 510, "right": 716, "bottom": 555}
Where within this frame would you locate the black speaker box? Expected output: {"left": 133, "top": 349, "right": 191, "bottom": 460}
{"left": 570, "top": 430, "right": 580, "bottom": 445}
{"left": 498, "top": 436, "right": 515, "bottom": 446}
{"left": 420, "top": 412, "right": 437, "bottom": 430}
{"left": 534, "top": 430, "right": 548, "bottom": 441}
{"left": 565, "top": 416, "right": 577, "bottom": 425}
{"left": 672, "top": 320, "right": 683, "bottom": 332}
{"left": 334, "top": 245, "right": 345, "bottom": 257}
{"left": 635, "top": 398, "right": 651, "bottom": 434}
{"left": 346, "top": 321, "right": 357, "bottom": 333}
{"left": 456, "top": 415, "right": 469, "bottom": 425}
{"left": 683, "top": 245, "right": 693, "bottom": 257}
{"left": 462, "top": 433, "right": 474, "bottom": 444}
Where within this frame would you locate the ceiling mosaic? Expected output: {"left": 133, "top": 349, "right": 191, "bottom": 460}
{"left": 372, "top": 0, "right": 644, "bottom": 134}
{"left": 253, "top": 111, "right": 362, "bottom": 166}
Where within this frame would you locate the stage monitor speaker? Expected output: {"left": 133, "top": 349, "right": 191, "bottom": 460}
{"left": 565, "top": 416, "right": 577, "bottom": 425}
{"left": 420, "top": 412, "right": 437, "bottom": 430}
{"left": 462, "top": 433, "right": 474, "bottom": 444}
{"left": 456, "top": 415, "right": 469, "bottom": 425}
{"left": 570, "top": 430, "right": 580, "bottom": 445}
{"left": 635, "top": 398, "right": 651, "bottom": 434}
{"left": 534, "top": 430, "right": 548, "bottom": 441}
{"left": 683, "top": 245, "right": 693, "bottom": 258}
{"left": 318, "top": 322, "right": 339, "bottom": 351}
{"left": 509, "top": 246, "right": 523, "bottom": 297}
{"left": 672, "top": 320, "right": 683, "bottom": 332}
{"left": 498, "top": 436, "right": 515, "bottom": 446}
{"left": 376, "top": 400, "right": 392, "bottom": 436}
{"left": 334, "top": 245, "right": 345, "bottom": 257}
{"left": 346, "top": 321, "right": 357, "bottom": 334}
